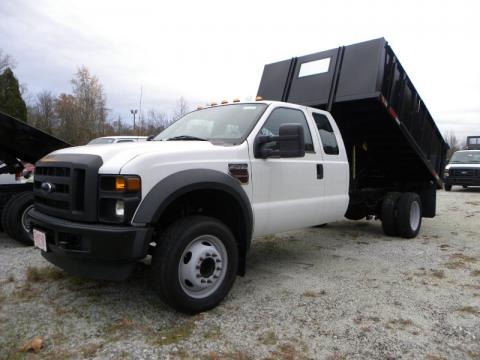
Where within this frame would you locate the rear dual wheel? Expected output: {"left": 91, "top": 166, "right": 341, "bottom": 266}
{"left": 381, "top": 192, "right": 422, "bottom": 239}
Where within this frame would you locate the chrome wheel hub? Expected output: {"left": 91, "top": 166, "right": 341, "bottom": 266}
{"left": 178, "top": 235, "right": 227, "bottom": 299}
{"left": 409, "top": 201, "right": 420, "bottom": 231}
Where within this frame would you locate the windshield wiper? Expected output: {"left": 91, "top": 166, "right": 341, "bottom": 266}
{"left": 167, "top": 135, "right": 207, "bottom": 141}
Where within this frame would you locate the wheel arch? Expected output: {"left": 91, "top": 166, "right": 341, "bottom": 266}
{"left": 133, "top": 169, "right": 253, "bottom": 275}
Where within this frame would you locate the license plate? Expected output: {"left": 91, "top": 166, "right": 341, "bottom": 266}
{"left": 33, "top": 229, "right": 47, "bottom": 252}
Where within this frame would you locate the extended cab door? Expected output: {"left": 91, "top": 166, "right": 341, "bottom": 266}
{"left": 248, "top": 104, "right": 326, "bottom": 236}
{"left": 307, "top": 110, "right": 349, "bottom": 223}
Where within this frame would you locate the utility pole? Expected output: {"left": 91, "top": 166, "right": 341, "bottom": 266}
{"left": 130, "top": 109, "right": 138, "bottom": 135}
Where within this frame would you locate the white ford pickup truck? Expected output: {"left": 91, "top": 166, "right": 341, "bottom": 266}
{"left": 31, "top": 101, "right": 426, "bottom": 313}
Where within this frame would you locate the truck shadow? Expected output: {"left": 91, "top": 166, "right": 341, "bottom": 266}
{"left": 450, "top": 187, "right": 480, "bottom": 193}
{"left": 0, "top": 233, "right": 30, "bottom": 249}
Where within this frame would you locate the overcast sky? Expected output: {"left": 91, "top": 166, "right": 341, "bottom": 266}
{"left": 1, "top": 0, "right": 479, "bottom": 141}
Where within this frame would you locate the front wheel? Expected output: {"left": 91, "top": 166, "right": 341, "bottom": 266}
{"left": 444, "top": 184, "right": 452, "bottom": 191}
{"left": 151, "top": 216, "right": 238, "bottom": 314}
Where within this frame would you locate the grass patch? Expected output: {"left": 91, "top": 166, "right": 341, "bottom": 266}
{"left": 12, "top": 282, "right": 41, "bottom": 301}
{"left": 203, "top": 351, "right": 253, "bottom": 360}
{"left": 445, "top": 261, "right": 467, "bottom": 269}
{"left": 258, "top": 330, "right": 278, "bottom": 346}
{"left": 431, "top": 270, "right": 446, "bottom": 279}
{"left": 471, "top": 270, "right": 480, "bottom": 277}
{"left": 268, "top": 343, "right": 306, "bottom": 360}
{"left": 386, "top": 318, "right": 415, "bottom": 329}
{"left": 445, "top": 253, "right": 478, "bottom": 269}
{"left": 302, "top": 290, "right": 326, "bottom": 298}
{"left": 450, "top": 253, "right": 478, "bottom": 263}
{"left": 456, "top": 306, "right": 480, "bottom": 316}
{"left": 154, "top": 320, "right": 196, "bottom": 346}
{"left": 26, "top": 266, "right": 65, "bottom": 282}
{"left": 202, "top": 325, "right": 222, "bottom": 341}
{"left": 81, "top": 343, "right": 103, "bottom": 358}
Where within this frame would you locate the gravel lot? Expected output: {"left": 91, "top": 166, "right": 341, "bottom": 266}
{"left": 1, "top": 189, "right": 480, "bottom": 359}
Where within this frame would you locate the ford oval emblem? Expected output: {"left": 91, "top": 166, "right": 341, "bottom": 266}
{"left": 41, "top": 182, "right": 54, "bottom": 193}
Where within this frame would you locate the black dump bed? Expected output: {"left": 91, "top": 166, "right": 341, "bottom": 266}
{"left": 257, "top": 38, "right": 449, "bottom": 190}
{"left": 467, "top": 136, "right": 480, "bottom": 150}
{"left": 0, "top": 111, "right": 71, "bottom": 173}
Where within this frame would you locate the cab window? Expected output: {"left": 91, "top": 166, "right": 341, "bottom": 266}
{"left": 260, "top": 108, "right": 314, "bottom": 152}
{"left": 313, "top": 113, "right": 339, "bottom": 155}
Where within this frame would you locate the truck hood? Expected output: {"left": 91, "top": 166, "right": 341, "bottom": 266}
{"left": 445, "top": 163, "right": 480, "bottom": 169}
{"left": 46, "top": 141, "right": 232, "bottom": 173}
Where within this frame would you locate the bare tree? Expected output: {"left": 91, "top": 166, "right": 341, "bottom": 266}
{"left": 55, "top": 94, "right": 79, "bottom": 145}
{"left": 444, "top": 129, "right": 461, "bottom": 159}
{"left": 172, "top": 96, "right": 189, "bottom": 122}
{"left": 146, "top": 109, "right": 170, "bottom": 133}
{"left": 0, "top": 49, "right": 16, "bottom": 73}
{"left": 71, "top": 66, "right": 108, "bottom": 143}
{"left": 32, "top": 91, "right": 57, "bottom": 133}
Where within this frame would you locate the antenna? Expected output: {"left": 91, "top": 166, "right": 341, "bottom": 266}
{"left": 138, "top": 85, "right": 143, "bottom": 136}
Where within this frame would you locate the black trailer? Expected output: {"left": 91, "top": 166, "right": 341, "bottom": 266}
{"left": 258, "top": 38, "right": 449, "bottom": 220}
{"left": 467, "top": 136, "right": 480, "bottom": 150}
{"left": 0, "top": 111, "right": 70, "bottom": 244}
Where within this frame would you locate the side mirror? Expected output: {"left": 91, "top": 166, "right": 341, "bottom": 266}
{"left": 254, "top": 123, "right": 305, "bottom": 158}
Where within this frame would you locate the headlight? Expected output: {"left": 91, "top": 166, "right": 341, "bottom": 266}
{"left": 444, "top": 169, "right": 449, "bottom": 177}
{"left": 115, "top": 200, "right": 125, "bottom": 217}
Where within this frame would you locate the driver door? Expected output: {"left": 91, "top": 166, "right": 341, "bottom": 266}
{"left": 249, "top": 106, "right": 325, "bottom": 236}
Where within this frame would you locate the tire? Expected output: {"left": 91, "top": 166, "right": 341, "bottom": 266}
{"left": 380, "top": 192, "right": 401, "bottom": 237}
{"left": 2, "top": 192, "right": 34, "bottom": 245}
{"left": 1, "top": 194, "right": 16, "bottom": 237}
{"left": 444, "top": 184, "right": 452, "bottom": 191}
{"left": 151, "top": 216, "right": 238, "bottom": 314}
{"left": 396, "top": 192, "right": 422, "bottom": 239}
{"left": 462, "top": 185, "right": 468, "bottom": 189}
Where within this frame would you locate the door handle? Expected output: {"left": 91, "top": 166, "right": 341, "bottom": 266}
{"left": 316, "top": 164, "right": 323, "bottom": 179}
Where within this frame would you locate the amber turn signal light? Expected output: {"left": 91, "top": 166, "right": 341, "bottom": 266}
{"left": 115, "top": 177, "right": 126, "bottom": 191}
{"left": 126, "top": 177, "right": 141, "bottom": 191}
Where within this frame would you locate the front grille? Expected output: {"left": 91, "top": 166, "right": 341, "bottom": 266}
{"left": 35, "top": 167, "right": 71, "bottom": 177}
{"left": 33, "top": 154, "right": 102, "bottom": 222}
{"left": 35, "top": 196, "right": 69, "bottom": 210}
{"left": 450, "top": 168, "right": 479, "bottom": 177}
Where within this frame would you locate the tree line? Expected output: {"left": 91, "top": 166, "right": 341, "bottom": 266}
{"left": 0, "top": 49, "right": 189, "bottom": 146}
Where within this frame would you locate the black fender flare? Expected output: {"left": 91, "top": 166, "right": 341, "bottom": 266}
{"left": 133, "top": 169, "right": 253, "bottom": 274}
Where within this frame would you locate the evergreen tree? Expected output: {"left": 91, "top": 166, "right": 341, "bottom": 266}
{"left": 0, "top": 67, "right": 27, "bottom": 121}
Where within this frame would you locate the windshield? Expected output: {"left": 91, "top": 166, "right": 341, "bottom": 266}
{"left": 87, "top": 138, "right": 116, "bottom": 145}
{"left": 154, "top": 103, "right": 268, "bottom": 145}
{"left": 449, "top": 151, "right": 480, "bottom": 164}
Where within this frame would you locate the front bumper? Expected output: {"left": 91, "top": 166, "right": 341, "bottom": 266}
{"left": 30, "top": 209, "right": 152, "bottom": 281}
{"left": 444, "top": 177, "right": 480, "bottom": 186}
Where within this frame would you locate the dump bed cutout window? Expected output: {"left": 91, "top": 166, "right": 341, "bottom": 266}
{"left": 313, "top": 113, "right": 339, "bottom": 155}
{"left": 298, "top": 58, "right": 330, "bottom": 77}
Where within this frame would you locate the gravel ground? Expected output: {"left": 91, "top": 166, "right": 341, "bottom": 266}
{"left": 1, "top": 189, "right": 480, "bottom": 359}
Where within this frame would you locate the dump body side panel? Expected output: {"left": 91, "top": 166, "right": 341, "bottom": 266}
{"left": 257, "top": 38, "right": 448, "bottom": 190}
